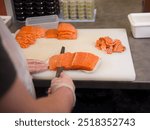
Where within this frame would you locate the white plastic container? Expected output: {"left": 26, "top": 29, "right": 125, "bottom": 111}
{"left": 128, "top": 13, "right": 150, "bottom": 38}
{"left": 25, "top": 15, "right": 59, "bottom": 29}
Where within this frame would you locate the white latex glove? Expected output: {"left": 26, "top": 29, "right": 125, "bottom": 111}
{"left": 27, "top": 59, "right": 48, "bottom": 74}
{"left": 49, "top": 72, "right": 76, "bottom": 107}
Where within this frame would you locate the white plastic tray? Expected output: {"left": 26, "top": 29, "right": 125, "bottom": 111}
{"left": 128, "top": 13, "right": 150, "bottom": 38}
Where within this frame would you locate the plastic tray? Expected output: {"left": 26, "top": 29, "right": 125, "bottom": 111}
{"left": 128, "top": 13, "right": 150, "bottom": 38}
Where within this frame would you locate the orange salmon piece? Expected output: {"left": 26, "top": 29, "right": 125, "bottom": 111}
{"left": 71, "top": 52, "right": 86, "bottom": 69}
{"left": 45, "top": 29, "right": 58, "bottom": 38}
{"left": 57, "top": 23, "right": 77, "bottom": 40}
{"left": 81, "top": 53, "right": 99, "bottom": 71}
{"left": 72, "top": 52, "right": 99, "bottom": 71}
{"left": 49, "top": 55, "right": 59, "bottom": 70}
{"left": 113, "top": 39, "right": 126, "bottom": 52}
{"left": 16, "top": 26, "right": 47, "bottom": 48}
{"left": 60, "top": 52, "right": 75, "bottom": 69}
{"left": 96, "top": 36, "right": 126, "bottom": 54}
{"left": 58, "top": 23, "right": 76, "bottom": 33}
{"left": 49, "top": 53, "right": 75, "bottom": 70}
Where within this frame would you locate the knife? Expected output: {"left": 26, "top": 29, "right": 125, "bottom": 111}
{"left": 55, "top": 46, "right": 65, "bottom": 77}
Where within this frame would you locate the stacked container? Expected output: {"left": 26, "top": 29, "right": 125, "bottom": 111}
{"left": 77, "top": 0, "right": 85, "bottom": 20}
{"left": 60, "top": 0, "right": 69, "bottom": 19}
{"left": 60, "top": 0, "right": 95, "bottom": 20}
{"left": 45, "top": 0, "right": 60, "bottom": 15}
{"left": 69, "top": 0, "right": 77, "bottom": 20}
{"left": 13, "top": 0, "right": 60, "bottom": 21}
{"left": 34, "top": 0, "right": 45, "bottom": 16}
{"left": 24, "top": 0, "right": 35, "bottom": 17}
{"left": 85, "top": 0, "right": 95, "bottom": 19}
{"left": 13, "top": 0, "right": 25, "bottom": 21}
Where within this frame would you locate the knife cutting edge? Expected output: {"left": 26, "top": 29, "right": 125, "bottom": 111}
{"left": 55, "top": 46, "right": 65, "bottom": 77}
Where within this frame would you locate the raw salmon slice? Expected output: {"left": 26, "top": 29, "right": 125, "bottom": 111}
{"left": 57, "top": 23, "right": 77, "bottom": 40}
{"left": 58, "top": 23, "right": 76, "bottom": 33}
{"left": 71, "top": 52, "right": 87, "bottom": 69}
{"left": 49, "top": 52, "right": 75, "bottom": 70}
{"left": 72, "top": 52, "right": 99, "bottom": 71}
{"left": 82, "top": 53, "right": 99, "bottom": 71}
{"left": 49, "top": 55, "right": 59, "bottom": 70}
{"left": 60, "top": 52, "right": 75, "bottom": 69}
{"left": 57, "top": 34, "right": 77, "bottom": 40}
{"left": 45, "top": 29, "right": 58, "bottom": 38}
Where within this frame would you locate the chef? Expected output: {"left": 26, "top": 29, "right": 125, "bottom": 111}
{"left": 0, "top": 18, "right": 76, "bottom": 112}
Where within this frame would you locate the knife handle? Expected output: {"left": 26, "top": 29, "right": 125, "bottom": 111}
{"left": 55, "top": 67, "right": 64, "bottom": 77}
{"left": 60, "top": 46, "right": 65, "bottom": 53}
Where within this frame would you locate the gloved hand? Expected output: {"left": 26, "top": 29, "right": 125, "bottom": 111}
{"left": 27, "top": 59, "right": 48, "bottom": 74}
{"left": 48, "top": 72, "right": 76, "bottom": 107}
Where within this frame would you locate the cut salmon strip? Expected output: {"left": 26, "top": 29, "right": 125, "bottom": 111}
{"left": 49, "top": 52, "right": 75, "bottom": 70}
{"left": 57, "top": 23, "right": 76, "bottom": 33}
{"left": 57, "top": 23, "right": 77, "bottom": 40}
{"left": 57, "top": 34, "right": 77, "bottom": 39}
{"left": 60, "top": 52, "right": 75, "bottom": 69}
{"left": 72, "top": 52, "right": 99, "bottom": 71}
{"left": 96, "top": 36, "right": 126, "bottom": 54}
{"left": 86, "top": 53, "right": 99, "bottom": 70}
{"left": 49, "top": 52, "right": 99, "bottom": 71}
{"left": 58, "top": 31, "right": 75, "bottom": 35}
{"left": 49, "top": 55, "right": 59, "bottom": 70}
{"left": 45, "top": 29, "right": 58, "bottom": 38}
{"left": 71, "top": 52, "right": 86, "bottom": 69}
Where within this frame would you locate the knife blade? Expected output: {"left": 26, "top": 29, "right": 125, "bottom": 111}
{"left": 55, "top": 46, "right": 65, "bottom": 77}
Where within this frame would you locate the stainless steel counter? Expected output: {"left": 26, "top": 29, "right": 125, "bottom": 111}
{"left": 9, "top": 0, "right": 150, "bottom": 88}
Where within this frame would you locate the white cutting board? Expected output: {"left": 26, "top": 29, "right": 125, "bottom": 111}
{"left": 22, "top": 29, "right": 136, "bottom": 81}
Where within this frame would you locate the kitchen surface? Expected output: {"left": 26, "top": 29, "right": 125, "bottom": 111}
{"left": 9, "top": 0, "right": 150, "bottom": 83}
{"left": 2, "top": 0, "right": 150, "bottom": 112}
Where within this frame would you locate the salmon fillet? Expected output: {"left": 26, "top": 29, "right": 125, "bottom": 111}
{"left": 49, "top": 52, "right": 99, "bottom": 71}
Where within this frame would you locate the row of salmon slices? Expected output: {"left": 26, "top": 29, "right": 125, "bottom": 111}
{"left": 96, "top": 36, "right": 126, "bottom": 54}
{"left": 45, "top": 23, "right": 77, "bottom": 39}
{"left": 16, "top": 23, "right": 77, "bottom": 48}
{"left": 49, "top": 52, "right": 99, "bottom": 71}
